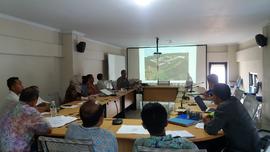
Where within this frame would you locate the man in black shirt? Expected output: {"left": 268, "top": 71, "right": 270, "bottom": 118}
{"left": 203, "top": 83, "right": 260, "bottom": 152}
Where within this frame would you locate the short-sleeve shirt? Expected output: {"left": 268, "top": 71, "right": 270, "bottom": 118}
{"left": 0, "top": 102, "right": 51, "bottom": 152}
{"left": 65, "top": 123, "right": 118, "bottom": 152}
{"left": 133, "top": 135, "right": 198, "bottom": 152}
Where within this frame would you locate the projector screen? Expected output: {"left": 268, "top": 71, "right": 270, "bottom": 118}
{"left": 127, "top": 45, "right": 207, "bottom": 85}
{"left": 108, "top": 54, "right": 126, "bottom": 80}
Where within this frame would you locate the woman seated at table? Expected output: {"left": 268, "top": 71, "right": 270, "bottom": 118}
{"left": 65, "top": 100, "right": 118, "bottom": 152}
{"left": 133, "top": 103, "right": 198, "bottom": 152}
{"left": 87, "top": 74, "right": 100, "bottom": 95}
{"left": 64, "top": 75, "right": 82, "bottom": 103}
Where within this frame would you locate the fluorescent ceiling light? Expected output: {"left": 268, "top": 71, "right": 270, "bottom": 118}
{"left": 134, "top": 0, "right": 153, "bottom": 6}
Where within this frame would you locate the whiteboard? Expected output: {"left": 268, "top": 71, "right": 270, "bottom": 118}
{"left": 108, "top": 54, "right": 126, "bottom": 80}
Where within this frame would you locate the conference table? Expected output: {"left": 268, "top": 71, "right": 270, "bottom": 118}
{"left": 143, "top": 85, "right": 178, "bottom": 101}
{"left": 47, "top": 91, "right": 223, "bottom": 152}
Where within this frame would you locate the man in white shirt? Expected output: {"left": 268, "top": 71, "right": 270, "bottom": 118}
{"left": 5, "top": 77, "right": 49, "bottom": 112}
{"left": 96, "top": 73, "right": 106, "bottom": 90}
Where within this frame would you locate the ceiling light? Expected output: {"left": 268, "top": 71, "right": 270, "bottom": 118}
{"left": 134, "top": 0, "right": 153, "bottom": 6}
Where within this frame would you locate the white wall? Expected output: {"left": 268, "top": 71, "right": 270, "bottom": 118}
{"left": 262, "top": 24, "right": 270, "bottom": 129}
{"left": 0, "top": 16, "right": 62, "bottom": 100}
{"left": 72, "top": 34, "right": 123, "bottom": 82}
{"left": 236, "top": 40, "right": 263, "bottom": 91}
{"left": 0, "top": 15, "right": 123, "bottom": 101}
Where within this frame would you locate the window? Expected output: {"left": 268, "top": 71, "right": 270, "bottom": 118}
{"left": 209, "top": 62, "right": 227, "bottom": 84}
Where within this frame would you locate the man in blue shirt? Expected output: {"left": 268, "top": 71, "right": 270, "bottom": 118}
{"left": 65, "top": 100, "right": 118, "bottom": 152}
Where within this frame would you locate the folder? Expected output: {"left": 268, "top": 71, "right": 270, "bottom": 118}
{"left": 168, "top": 117, "right": 198, "bottom": 127}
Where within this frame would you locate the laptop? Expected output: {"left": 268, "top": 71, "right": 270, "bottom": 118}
{"left": 194, "top": 96, "right": 215, "bottom": 112}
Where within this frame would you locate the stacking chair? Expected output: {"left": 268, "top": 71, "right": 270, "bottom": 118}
{"left": 242, "top": 95, "right": 260, "bottom": 120}
{"left": 137, "top": 146, "right": 207, "bottom": 152}
{"left": 38, "top": 136, "right": 94, "bottom": 152}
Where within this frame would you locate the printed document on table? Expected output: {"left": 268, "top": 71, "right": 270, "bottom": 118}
{"left": 45, "top": 115, "right": 77, "bottom": 128}
{"left": 166, "top": 130, "right": 194, "bottom": 138}
{"left": 117, "top": 125, "right": 148, "bottom": 134}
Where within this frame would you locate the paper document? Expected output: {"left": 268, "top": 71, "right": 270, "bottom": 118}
{"left": 117, "top": 125, "right": 148, "bottom": 134}
{"left": 60, "top": 104, "right": 79, "bottom": 109}
{"left": 100, "top": 89, "right": 114, "bottom": 96}
{"left": 195, "top": 122, "right": 204, "bottom": 129}
{"left": 166, "top": 130, "right": 194, "bottom": 138}
{"left": 116, "top": 125, "right": 194, "bottom": 138}
{"left": 45, "top": 115, "right": 77, "bottom": 128}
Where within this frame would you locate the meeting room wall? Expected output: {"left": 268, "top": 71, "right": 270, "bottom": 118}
{"left": 237, "top": 39, "right": 263, "bottom": 92}
{"left": 0, "top": 15, "right": 62, "bottom": 101}
{"left": 207, "top": 45, "right": 228, "bottom": 83}
{"left": 72, "top": 34, "right": 123, "bottom": 82}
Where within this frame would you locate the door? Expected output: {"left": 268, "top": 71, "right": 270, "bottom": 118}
{"left": 209, "top": 62, "right": 227, "bottom": 84}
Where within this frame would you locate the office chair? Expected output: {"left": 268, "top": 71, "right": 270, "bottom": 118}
{"left": 234, "top": 88, "right": 245, "bottom": 102}
{"left": 38, "top": 136, "right": 94, "bottom": 152}
{"left": 243, "top": 95, "right": 260, "bottom": 120}
{"left": 137, "top": 146, "right": 207, "bottom": 152}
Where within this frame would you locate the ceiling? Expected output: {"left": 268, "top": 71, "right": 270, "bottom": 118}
{"left": 0, "top": 0, "right": 270, "bottom": 48}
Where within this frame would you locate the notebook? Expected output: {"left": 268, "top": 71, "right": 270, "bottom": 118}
{"left": 168, "top": 117, "right": 198, "bottom": 127}
{"left": 194, "top": 96, "right": 215, "bottom": 112}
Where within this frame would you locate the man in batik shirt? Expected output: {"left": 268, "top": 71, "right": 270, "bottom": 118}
{"left": 0, "top": 86, "right": 51, "bottom": 152}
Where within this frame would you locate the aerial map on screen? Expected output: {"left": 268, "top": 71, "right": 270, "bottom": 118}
{"left": 144, "top": 52, "right": 189, "bottom": 80}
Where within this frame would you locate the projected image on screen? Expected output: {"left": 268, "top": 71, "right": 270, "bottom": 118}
{"left": 145, "top": 53, "right": 188, "bottom": 80}
{"left": 139, "top": 46, "right": 196, "bottom": 83}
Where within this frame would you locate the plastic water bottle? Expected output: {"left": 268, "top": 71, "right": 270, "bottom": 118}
{"left": 50, "top": 101, "right": 57, "bottom": 117}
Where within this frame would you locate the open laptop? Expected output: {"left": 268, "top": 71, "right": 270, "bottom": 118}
{"left": 194, "top": 96, "right": 215, "bottom": 112}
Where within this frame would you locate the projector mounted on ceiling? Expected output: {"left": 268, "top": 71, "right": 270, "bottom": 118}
{"left": 154, "top": 37, "right": 162, "bottom": 55}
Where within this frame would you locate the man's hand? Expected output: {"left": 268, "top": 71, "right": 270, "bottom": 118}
{"left": 202, "top": 113, "right": 212, "bottom": 124}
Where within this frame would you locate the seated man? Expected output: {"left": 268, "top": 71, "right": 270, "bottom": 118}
{"left": 5, "top": 77, "right": 49, "bottom": 112}
{"left": 65, "top": 100, "right": 117, "bottom": 152}
{"left": 203, "top": 74, "right": 219, "bottom": 98}
{"left": 117, "top": 69, "right": 129, "bottom": 89}
{"left": 0, "top": 86, "right": 51, "bottom": 152}
{"left": 203, "top": 83, "right": 260, "bottom": 152}
{"left": 96, "top": 73, "right": 107, "bottom": 90}
{"left": 133, "top": 103, "right": 198, "bottom": 152}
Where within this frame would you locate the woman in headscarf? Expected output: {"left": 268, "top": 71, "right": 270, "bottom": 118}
{"left": 64, "top": 75, "right": 82, "bottom": 103}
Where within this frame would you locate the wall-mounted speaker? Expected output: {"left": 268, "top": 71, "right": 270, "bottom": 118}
{"left": 76, "top": 41, "right": 86, "bottom": 53}
{"left": 255, "top": 34, "right": 267, "bottom": 48}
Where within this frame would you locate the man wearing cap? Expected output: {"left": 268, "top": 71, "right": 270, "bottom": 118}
{"left": 203, "top": 83, "right": 260, "bottom": 152}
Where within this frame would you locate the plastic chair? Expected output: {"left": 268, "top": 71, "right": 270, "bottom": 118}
{"left": 242, "top": 95, "right": 260, "bottom": 120}
{"left": 137, "top": 146, "right": 207, "bottom": 152}
{"left": 38, "top": 136, "right": 94, "bottom": 152}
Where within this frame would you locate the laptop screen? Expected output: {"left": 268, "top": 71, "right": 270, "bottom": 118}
{"left": 194, "top": 96, "right": 208, "bottom": 112}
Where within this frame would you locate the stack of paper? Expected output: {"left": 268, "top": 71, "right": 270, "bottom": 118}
{"left": 116, "top": 125, "right": 194, "bottom": 138}
{"left": 45, "top": 115, "right": 77, "bottom": 128}
{"left": 116, "top": 125, "right": 148, "bottom": 134}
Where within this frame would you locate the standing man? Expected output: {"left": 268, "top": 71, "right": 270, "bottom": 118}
{"left": 203, "top": 83, "right": 260, "bottom": 152}
{"left": 116, "top": 70, "right": 129, "bottom": 90}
